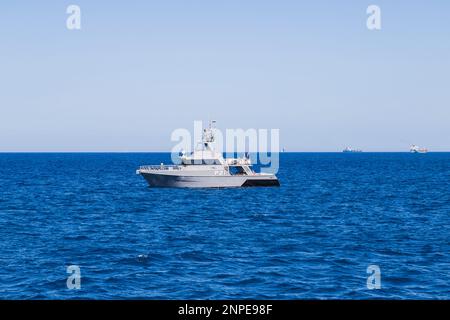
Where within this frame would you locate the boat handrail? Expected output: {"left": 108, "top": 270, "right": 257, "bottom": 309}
{"left": 225, "top": 158, "right": 252, "bottom": 166}
{"left": 139, "top": 165, "right": 182, "bottom": 171}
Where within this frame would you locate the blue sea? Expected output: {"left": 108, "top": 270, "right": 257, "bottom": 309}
{"left": 0, "top": 153, "right": 449, "bottom": 299}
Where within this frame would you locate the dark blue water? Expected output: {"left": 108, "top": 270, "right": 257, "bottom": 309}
{"left": 0, "top": 153, "right": 449, "bottom": 299}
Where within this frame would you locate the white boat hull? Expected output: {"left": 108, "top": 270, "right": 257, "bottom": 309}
{"left": 140, "top": 172, "right": 280, "bottom": 188}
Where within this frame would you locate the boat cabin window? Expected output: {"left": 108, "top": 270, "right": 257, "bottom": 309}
{"left": 183, "top": 159, "right": 221, "bottom": 165}
{"left": 200, "top": 159, "right": 221, "bottom": 165}
{"left": 229, "top": 166, "right": 247, "bottom": 175}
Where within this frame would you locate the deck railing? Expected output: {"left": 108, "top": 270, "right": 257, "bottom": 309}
{"left": 139, "top": 165, "right": 182, "bottom": 171}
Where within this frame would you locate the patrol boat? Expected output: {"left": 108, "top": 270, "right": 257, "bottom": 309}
{"left": 137, "top": 121, "right": 280, "bottom": 188}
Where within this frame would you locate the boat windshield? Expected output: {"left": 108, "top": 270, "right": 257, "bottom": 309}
{"left": 229, "top": 166, "right": 247, "bottom": 175}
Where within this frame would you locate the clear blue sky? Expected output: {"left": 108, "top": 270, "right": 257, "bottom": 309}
{"left": 0, "top": 1, "right": 449, "bottom": 151}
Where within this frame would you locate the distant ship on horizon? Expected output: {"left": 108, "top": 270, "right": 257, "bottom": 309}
{"left": 343, "top": 147, "right": 362, "bottom": 153}
{"left": 410, "top": 145, "right": 428, "bottom": 153}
